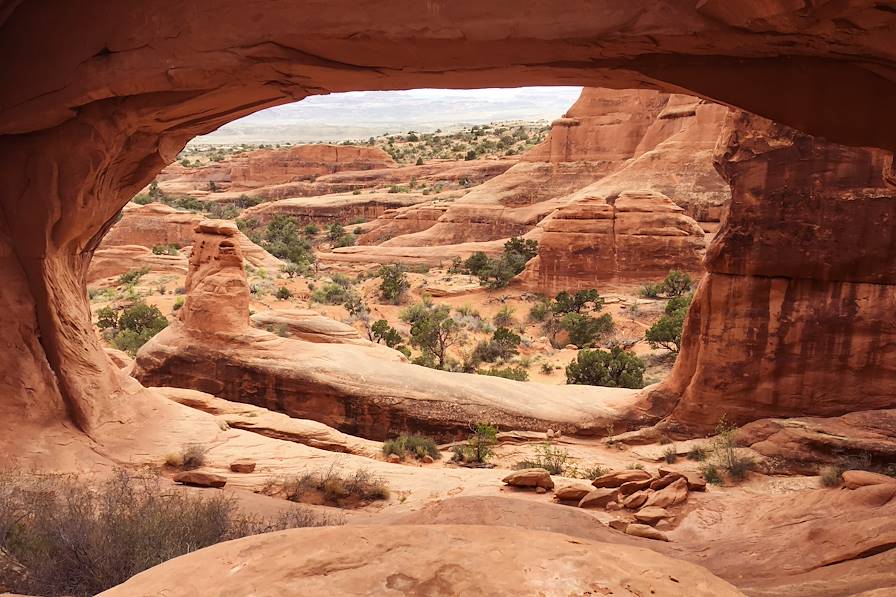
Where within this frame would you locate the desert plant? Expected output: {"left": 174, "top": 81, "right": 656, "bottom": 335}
{"left": 551, "top": 289, "right": 604, "bottom": 315}
{"left": 528, "top": 299, "right": 552, "bottom": 322}
{"left": 700, "top": 463, "right": 723, "bottom": 485}
{"left": 278, "top": 465, "right": 389, "bottom": 507}
{"left": 819, "top": 465, "right": 845, "bottom": 487}
{"left": 378, "top": 264, "right": 409, "bottom": 304}
{"left": 645, "top": 293, "right": 692, "bottom": 353}
{"left": 311, "top": 280, "right": 355, "bottom": 305}
{"left": 401, "top": 299, "right": 465, "bottom": 369}
{"left": 477, "top": 365, "right": 529, "bottom": 381}
{"left": 98, "top": 301, "right": 169, "bottom": 356}
{"left": 451, "top": 423, "right": 497, "bottom": 465}
{"left": 275, "top": 286, "right": 293, "bottom": 300}
{"left": 514, "top": 444, "right": 570, "bottom": 475}
{"left": 662, "top": 445, "right": 678, "bottom": 464}
{"left": 561, "top": 312, "right": 614, "bottom": 348}
{"left": 707, "top": 416, "right": 755, "bottom": 482}
{"left": 493, "top": 304, "right": 516, "bottom": 328}
{"left": 0, "top": 469, "right": 335, "bottom": 597}
{"left": 382, "top": 435, "right": 441, "bottom": 461}
{"left": 687, "top": 445, "right": 707, "bottom": 461}
{"left": 565, "top": 347, "right": 645, "bottom": 389}
{"left": 540, "top": 362, "right": 554, "bottom": 374}
{"left": 626, "top": 462, "right": 645, "bottom": 470}
{"left": 118, "top": 267, "right": 150, "bottom": 286}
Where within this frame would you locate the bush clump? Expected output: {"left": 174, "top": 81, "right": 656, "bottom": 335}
{"left": 382, "top": 435, "right": 441, "bottom": 461}
{"left": 458, "top": 237, "right": 538, "bottom": 288}
{"left": 514, "top": 443, "right": 571, "bottom": 475}
{"left": 310, "top": 275, "right": 355, "bottom": 305}
{"left": 451, "top": 423, "right": 498, "bottom": 465}
{"left": 477, "top": 365, "right": 529, "bottom": 381}
{"left": 378, "top": 264, "right": 409, "bottom": 304}
{"left": 95, "top": 301, "right": 168, "bottom": 355}
{"left": 565, "top": 347, "right": 646, "bottom": 389}
{"left": 276, "top": 465, "right": 389, "bottom": 508}
{"left": 0, "top": 469, "right": 335, "bottom": 597}
{"left": 640, "top": 270, "right": 693, "bottom": 299}
{"left": 118, "top": 267, "right": 150, "bottom": 286}
{"left": 645, "top": 293, "right": 692, "bottom": 353}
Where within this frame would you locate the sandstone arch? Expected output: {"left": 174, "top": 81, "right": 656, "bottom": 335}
{"left": 2, "top": 2, "right": 896, "bottom": 437}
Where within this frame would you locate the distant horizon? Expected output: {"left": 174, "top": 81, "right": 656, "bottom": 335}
{"left": 193, "top": 87, "right": 583, "bottom": 145}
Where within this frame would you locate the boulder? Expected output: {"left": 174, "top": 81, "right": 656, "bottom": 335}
{"left": 634, "top": 507, "right": 671, "bottom": 525}
{"left": 592, "top": 469, "right": 652, "bottom": 488}
{"left": 626, "top": 523, "right": 671, "bottom": 542}
{"left": 619, "top": 478, "right": 654, "bottom": 495}
{"left": 386, "top": 453, "right": 402, "bottom": 464}
{"left": 502, "top": 468, "right": 554, "bottom": 490}
{"left": 650, "top": 473, "right": 685, "bottom": 490}
{"left": 173, "top": 471, "right": 227, "bottom": 488}
{"left": 554, "top": 484, "right": 593, "bottom": 502}
{"left": 623, "top": 490, "right": 652, "bottom": 510}
{"left": 229, "top": 459, "right": 256, "bottom": 473}
{"left": 608, "top": 519, "right": 630, "bottom": 531}
{"left": 842, "top": 470, "right": 896, "bottom": 489}
{"left": 578, "top": 488, "right": 619, "bottom": 509}
{"left": 644, "top": 477, "right": 689, "bottom": 508}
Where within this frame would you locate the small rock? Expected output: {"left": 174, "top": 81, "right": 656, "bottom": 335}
{"left": 502, "top": 468, "right": 555, "bottom": 490}
{"left": 623, "top": 489, "right": 652, "bottom": 510}
{"left": 634, "top": 506, "right": 670, "bottom": 525}
{"left": 842, "top": 470, "right": 896, "bottom": 489}
{"left": 608, "top": 519, "right": 630, "bottom": 531}
{"left": 229, "top": 459, "right": 256, "bottom": 473}
{"left": 644, "top": 477, "right": 689, "bottom": 508}
{"left": 619, "top": 478, "right": 654, "bottom": 495}
{"left": 625, "top": 523, "right": 670, "bottom": 542}
{"left": 173, "top": 471, "right": 227, "bottom": 488}
{"left": 593, "top": 469, "right": 652, "bottom": 488}
{"left": 650, "top": 473, "right": 684, "bottom": 490}
{"left": 578, "top": 488, "right": 619, "bottom": 509}
{"left": 554, "top": 484, "right": 592, "bottom": 502}
{"left": 536, "top": 486, "right": 547, "bottom": 494}
{"left": 563, "top": 344, "right": 579, "bottom": 350}
{"left": 605, "top": 501, "right": 623, "bottom": 511}
{"left": 387, "top": 453, "right": 402, "bottom": 464}
{"left": 421, "top": 455, "right": 434, "bottom": 464}
{"left": 546, "top": 428, "right": 555, "bottom": 439}
{"left": 683, "top": 472, "right": 707, "bottom": 492}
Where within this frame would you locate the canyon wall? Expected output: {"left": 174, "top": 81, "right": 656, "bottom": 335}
{"left": 0, "top": 1, "right": 894, "bottom": 437}
{"left": 645, "top": 111, "right": 896, "bottom": 431}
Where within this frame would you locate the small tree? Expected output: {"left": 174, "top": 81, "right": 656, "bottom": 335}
{"left": 463, "top": 252, "right": 491, "bottom": 277}
{"left": 401, "top": 300, "right": 465, "bottom": 369}
{"left": 662, "top": 270, "right": 693, "bottom": 297}
{"left": 371, "top": 319, "right": 404, "bottom": 349}
{"left": 378, "top": 264, "right": 409, "bottom": 304}
{"left": 493, "top": 304, "right": 515, "bottom": 328}
{"left": 645, "top": 293, "right": 692, "bottom": 353}
{"left": 326, "top": 222, "right": 345, "bottom": 243}
{"left": 551, "top": 289, "right": 603, "bottom": 315}
{"left": 566, "top": 347, "right": 645, "bottom": 389}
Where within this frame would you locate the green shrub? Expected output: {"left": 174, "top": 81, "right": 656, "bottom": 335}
{"left": 275, "top": 286, "right": 293, "bottom": 300}
{"left": 304, "top": 223, "right": 320, "bottom": 236}
{"left": 477, "top": 365, "right": 529, "bottom": 381}
{"left": 370, "top": 319, "right": 404, "bottom": 349}
{"left": 172, "top": 296, "right": 185, "bottom": 311}
{"left": 561, "top": 312, "right": 614, "bottom": 348}
{"left": 471, "top": 327, "right": 521, "bottom": 364}
{"left": 565, "top": 347, "right": 645, "bottom": 389}
{"left": 645, "top": 293, "right": 692, "bottom": 353}
{"left": 706, "top": 416, "right": 755, "bottom": 483}
{"left": 382, "top": 435, "right": 441, "bottom": 461}
{"left": 493, "top": 304, "right": 516, "bottom": 328}
{"left": 151, "top": 243, "right": 180, "bottom": 256}
{"left": 98, "top": 301, "right": 169, "bottom": 356}
{"left": 687, "top": 445, "right": 707, "bottom": 461}
{"left": 626, "top": 462, "right": 645, "bottom": 470}
{"left": 378, "top": 264, "right": 409, "bottom": 304}
{"left": 528, "top": 299, "right": 551, "bottom": 322}
{"left": 701, "top": 463, "right": 723, "bottom": 485}
{"left": 514, "top": 444, "right": 570, "bottom": 475}
{"left": 451, "top": 423, "right": 498, "bottom": 464}
{"left": 262, "top": 216, "right": 316, "bottom": 269}
{"left": 118, "top": 267, "right": 150, "bottom": 286}
{"left": 662, "top": 270, "right": 693, "bottom": 297}
{"left": 639, "top": 283, "right": 663, "bottom": 298}
{"left": 132, "top": 194, "right": 153, "bottom": 205}
{"left": 311, "top": 280, "right": 355, "bottom": 305}
{"left": 662, "top": 445, "right": 678, "bottom": 464}
{"left": 551, "top": 289, "right": 604, "bottom": 315}
{"left": 0, "top": 469, "right": 334, "bottom": 597}
{"left": 581, "top": 465, "right": 609, "bottom": 480}
{"left": 278, "top": 466, "right": 389, "bottom": 507}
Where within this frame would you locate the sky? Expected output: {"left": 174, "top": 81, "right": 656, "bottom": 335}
{"left": 194, "top": 87, "right": 583, "bottom": 144}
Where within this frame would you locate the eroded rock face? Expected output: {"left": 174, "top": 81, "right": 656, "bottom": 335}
{"left": 646, "top": 111, "right": 896, "bottom": 432}
{"left": 520, "top": 190, "right": 706, "bottom": 293}
{"left": 97, "top": 525, "right": 743, "bottom": 596}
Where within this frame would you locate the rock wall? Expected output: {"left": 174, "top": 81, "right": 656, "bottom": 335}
{"left": 521, "top": 190, "right": 706, "bottom": 293}
{"left": 645, "top": 111, "right": 896, "bottom": 431}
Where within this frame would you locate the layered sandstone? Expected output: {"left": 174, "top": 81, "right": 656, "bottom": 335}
{"left": 520, "top": 190, "right": 706, "bottom": 293}
{"left": 133, "top": 220, "right": 644, "bottom": 440}
{"left": 645, "top": 110, "right": 896, "bottom": 431}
